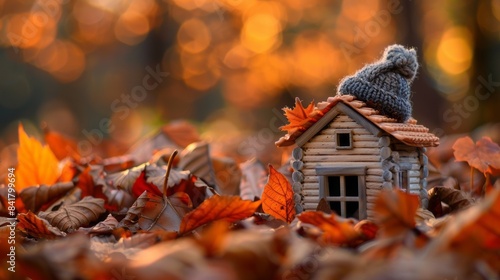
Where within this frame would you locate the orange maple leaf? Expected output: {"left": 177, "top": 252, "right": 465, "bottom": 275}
{"left": 261, "top": 165, "right": 295, "bottom": 223}
{"left": 179, "top": 195, "right": 261, "bottom": 234}
{"left": 452, "top": 136, "right": 500, "bottom": 175}
{"left": 280, "top": 98, "right": 322, "bottom": 134}
{"left": 15, "top": 124, "right": 60, "bottom": 191}
{"left": 298, "top": 211, "right": 359, "bottom": 245}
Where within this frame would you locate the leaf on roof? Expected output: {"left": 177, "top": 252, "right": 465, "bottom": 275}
{"left": 280, "top": 98, "right": 323, "bottom": 134}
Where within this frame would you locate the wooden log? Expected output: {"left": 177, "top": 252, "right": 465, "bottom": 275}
{"left": 292, "top": 171, "right": 304, "bottom": 183}
{"left": 366, "top": 182, "right": 382, "bottom": 189}
{"left": 292, "top": 160, "right": 304, "bottom": 171}
{"left": 408, "top": 184, "right": 420, "bottom": 192}
{"left": 303, "top": 189, "right": 319, "bottom": 196}
{"left": 397, "top": 151, "right": 419, "bottom": 157}
{"left": 421, "top": 180, "right": 427, "bottom": 189}
{"left": 328, "top": 121, "right": 364, "bottom": 129}
{"left": 304, "top": 203, "right": 318, "bottom": 210}
{"left": 398, "top": 157, "right": 419, "bottom": 164}
{"left": 380, "top": 146, "right": 392, "bottom": 159}
{"left": 382, "top": 170, "right": 392, "bottom": 181}
{"left": 302, "top": 162, "right": 382, "bottom": 170}
{"left": 303, "top": 176, "right": 319, "bottom": 183}
{"left": 378, "top": 136, "right": 390, "bottom": 147}
{"left": 382, "top": 182, "right": 393, "bottom": 189}
{"left": 409, "top": 177, "right": 420, "bottom": 184}
{"left": 367, "top": 169, "right": 383, "bottom": 176}
{"left": 301, "top": 169, "right": 317, "bottom": 176}
{"left": 319, "top": 128, "right": 372, "bottom": 136}
{"left": 303, "top": 196, "right": 319, "bottom": 204}
{"left": 366, "top": 175, "right": 384, "bottom": 183}
{"left": 302, "top": 141, "right": 380, "bottom": 149}
{"left": 294, "top": 193, "right": 302, "bottom": 203}
{"left": 331, "top": 115, "right": 354, "bottom": 123}
{"left": 304, "top": 148, "right": 381, "bottom": 155}
{"left": 408, "top": 170, "right": 420, "bottom": 177}
{"left": 302, "top": 183, "right": 318, "bottom": 189}
{"left": 302, "top": 155, "right": 381, "bottom": 162}
{"left": 292, "top": 147, "right": 303, "bottom": 160}
{"left": 421, "top": 154, "right": 428, "bottom": 165}
{"left": 422, "top": 166, "right": 429, "bottom": 177}
{"left": 367, "top": 211, "right": 376, "bottom": 220}
{"left": 292, "top": 182, "right": 302, "bottom": 192}
{"left": 366, "top": 189, "right": 381, "bottom": 196}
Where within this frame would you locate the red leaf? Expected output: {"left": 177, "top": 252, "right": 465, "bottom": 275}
{"left": 132, "top": 170, "right": 162, "bottom": 197}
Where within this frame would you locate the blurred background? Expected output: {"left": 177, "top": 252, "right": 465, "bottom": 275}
{"left": 0, "top": 0, "right": 499, "bottom": 163}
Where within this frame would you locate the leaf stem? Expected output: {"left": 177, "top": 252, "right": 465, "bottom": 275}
{"left": 163, "top": 150, "right": 178, "bottom": 199}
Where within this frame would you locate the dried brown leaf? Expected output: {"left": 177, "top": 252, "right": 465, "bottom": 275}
{"left": 426, "top": 187, "right": 500, "bottom": 271}
{"left": 17, "top": 211, "right": 66, "bottom": 239}
{"left": 428, "top": 186, "right": 473, "bottom": 217}
{"left": 239, "top": 159, "right": 267, "bottom": 200}
{"left": 178, "top": 141, "right": 217, "bottom": 187}
{"left": 316, "top": 198, "right": 333, "bottom": 214}
{"left": 39, "top": 196, "right": 106, "bottom": 232}
{"left": 19, "top": 182, "right": 75, "bottom": 213}
{"left": 120, "top": 191, "right": 193, "bottom": 232}
{"left": 212, "top": 156, "right": 241, "bottom": 195}
{"left": 89, "top": 214, "right": 119, "bottom": 234}
{"left": 453, "top": 136, "right": 500, "bottom": 175}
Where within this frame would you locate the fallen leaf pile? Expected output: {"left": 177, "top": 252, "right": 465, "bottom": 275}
{"left": 1, "top": 123, "right": 500, "bottom": 280}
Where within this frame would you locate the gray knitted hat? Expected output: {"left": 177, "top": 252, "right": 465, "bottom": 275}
{"left": 337, "top": 44, "right": 418, "bottom": 122}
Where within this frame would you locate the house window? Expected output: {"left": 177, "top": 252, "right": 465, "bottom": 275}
{"left": 317, "top": 166, "right": 366, "bottom": 219}
{"left": 392, "top": 168, "right": 409, "bottom": 192}
{"left": 335, "top": 129, "right": 352, "bottom": 149}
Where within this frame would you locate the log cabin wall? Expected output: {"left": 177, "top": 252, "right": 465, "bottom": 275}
{"left": 298, "top": 113, "right": 383, "bottom": 219}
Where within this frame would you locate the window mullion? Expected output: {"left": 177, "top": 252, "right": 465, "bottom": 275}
{"left": 340, "top": 176, "right": 346, "bottom": 217}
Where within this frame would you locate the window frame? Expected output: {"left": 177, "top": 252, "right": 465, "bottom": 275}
{"left": 335, "top": 129, "right": 353, "bottom": 150}
{"left": 392, "top": 163, "right": 412, "bottom": 192}
{"left": 317, "top": 166, "right": 367, "bottom": 219}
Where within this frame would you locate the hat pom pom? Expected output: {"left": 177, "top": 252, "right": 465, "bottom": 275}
{"left": 383, "top": 44, "right": 418, "bottom": 82}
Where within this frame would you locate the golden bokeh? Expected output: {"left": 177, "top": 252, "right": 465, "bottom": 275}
{"left": 436, "top": 27, "right": 473, "bottom": 75}
{"left": 241, "top": 13, "right": 282, "bottom": 53}
{"left": 177, "top": 18, "right": 211, "bottom": 53}
{"left": 114, "top": 10, "right": 150, "bottom": 45}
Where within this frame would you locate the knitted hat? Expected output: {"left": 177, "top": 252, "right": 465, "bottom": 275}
{"left": 337, "top": 44, "right": 418, "bottom": 122}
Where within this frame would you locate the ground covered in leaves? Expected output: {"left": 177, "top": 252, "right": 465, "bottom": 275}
{"left": 1, "top": 122, "right": 500, "bottom": 280}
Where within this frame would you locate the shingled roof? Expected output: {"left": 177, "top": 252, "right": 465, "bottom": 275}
{"left": 275, "top": 95, "right": 440, "bottom": 148}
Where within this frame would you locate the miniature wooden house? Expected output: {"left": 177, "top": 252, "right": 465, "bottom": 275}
{"left": 276, "top": 95, "right": 439, "bottom": 220}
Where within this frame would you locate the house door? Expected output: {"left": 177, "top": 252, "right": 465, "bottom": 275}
{"left": 316, "top": 166, "right": 367, "bottom": 220}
